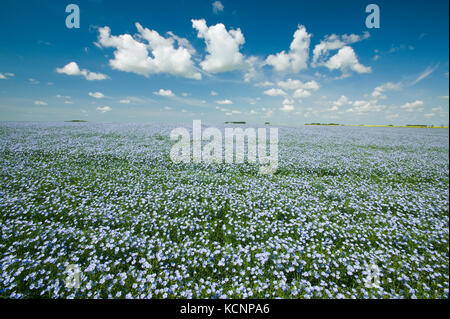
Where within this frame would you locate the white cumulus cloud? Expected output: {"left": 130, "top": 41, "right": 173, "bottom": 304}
{"left": 280, "top": 104, "right": 294, "bottom": 112}
{"left": 56, "top": 62, "right": 109, "bottom": 81}
{"left": 280, "top": 97, "right": 295, "bottom": 112}
{"left": 332, "top": 95, "right": 351, "bottom": 109}
{"left": 312, "top": 32, "right": 370, "bottom": 65}
{"left": 323, "top": 46, "right": 371, "bottom": 75}
{"left": 346, "top": 99, "right": 385, "bottom": 114}
{"left": 278, "top": 79, "right": 320, "bottom": 91}
{"left": 192, "top": 19, "right": 245, "bottom": 73}
{"left": 97, "top": 23, "right": 201, "bottom": 80}
{"left": 293, "top": 89, "right": 311, "bottom": 99}
{"left": 266, "top": 25, "right": 311, "bottom": 73}
{"left": 153, "top": 89, "right": 175, "bottom": 97}
{"left": 88, "top": 91, "right": 105, "bottom": 99}
{"left": 264, "top": 88, "right": 287, "bottom": 96}
{"left": 255, "top": 81, "right": 274, "bottom": 87}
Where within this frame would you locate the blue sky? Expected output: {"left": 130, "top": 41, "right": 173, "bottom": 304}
{"left": 0, "top": 0, "right": 448, "bottom": 125}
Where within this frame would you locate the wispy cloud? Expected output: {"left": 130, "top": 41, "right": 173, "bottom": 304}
{"left": 254, "top": 81, "right": 274, "bottom": 87}
{"left": 0, "top": 72, "right": 14, "bottom": 80}
{"left": 216, "top": 99, "right": 233, "bottom": 105}
{"left": 56, "top": 94, "right": 71, "bottom": 99}
{"left": 212, "top": 1, "right": 224, "bottom": 14}
{"left": 412, "top": 64, "right": 439, "bottom": 85}
{"left": 399, "top": 100, "right": 424, "bottom": 111}
{"left": 96, "top": 106, "right": 112, "bottom": 113}
{"left": 372, "top": 82, "right": 402, "bottom": 99}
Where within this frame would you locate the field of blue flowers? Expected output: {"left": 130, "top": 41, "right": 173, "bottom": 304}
{"left": 0, "top": 122, "right": 448, "bottom": 298}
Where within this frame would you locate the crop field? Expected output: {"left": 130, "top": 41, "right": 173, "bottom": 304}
{"left": 0, "top": 122, "right": 448, "bottom": 299}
